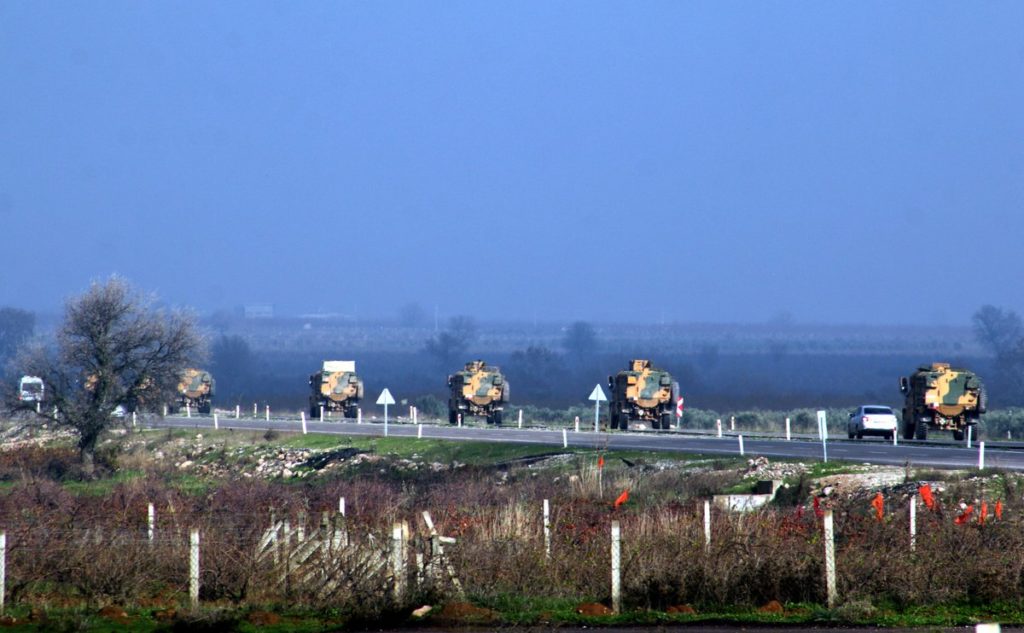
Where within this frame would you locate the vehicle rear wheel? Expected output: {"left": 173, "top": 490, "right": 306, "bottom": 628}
{"left": 848, "top": 428, "right": 855, "bottom": 439}
{"left": 914, "top": 421, "right": 928, "bottom": 440}
{"left": 953, "top": 429, "right": 965, "bottom": 442}
{"left": 902, "top": 413, "right": 915, "bottom": 441}
{"left": 493, "top": 411, "right": 502, "bottom": 426}
{"left": 448, "top": 409, "right": 458, "bottom": 425}
{"left": 310, "top": 405, "right": 319, "bottom": 419}
{"left": 856, "top": 431, "right": 863, "bottom": 439}
{"left": 660, "top": 413, "right": 672, "bottom": 431}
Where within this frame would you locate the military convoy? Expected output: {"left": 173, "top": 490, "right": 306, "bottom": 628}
{"left": 447, "top": 360, "right": 510, "bottom": 425}
{"left": 608, "top": 359, "right": 679, "bottom": 430}
{"left": 173, "top": 368, "right": 215, "bottom": 414}
{"left": 309, "top": 360, "right": 364, "bottom": 419}
{"left": 900, "top": 362, "right": 986, "bottom": 441}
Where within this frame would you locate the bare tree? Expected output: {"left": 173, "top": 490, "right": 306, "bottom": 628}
{"left": 14, "top": 278, "right": 203, "bottom": 475}
{"left": 562, "top": 321, "right": 597, "bottom": 366}
{"left": 972, "top": 305, "right": 1023, "bottom": 358}
{"left": 424, "top": 316, "right": 477, "bottom": 371}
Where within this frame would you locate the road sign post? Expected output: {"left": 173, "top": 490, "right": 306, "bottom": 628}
{"left": 817, "top": 410, "right": 828, "bottom": 463}
{"left": 377, "top": 388, "right": 396, "bottom": 437}
{"left": 589, "top": 385, "right": 607, "bottom": 433}
{"left": 675, "top": 396, "right": 684, "bottom": 430}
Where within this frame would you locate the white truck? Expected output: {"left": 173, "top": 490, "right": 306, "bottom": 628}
{"left": 18, "top": 376, "right": 44, "bottom": 405}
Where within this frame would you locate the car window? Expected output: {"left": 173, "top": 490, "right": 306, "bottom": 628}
{"left": 864, "top": 407, "right": 892, "bottom": 415}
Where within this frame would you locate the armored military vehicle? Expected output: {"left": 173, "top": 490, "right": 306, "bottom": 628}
{"left": 173, "top": 368, "right": 215, "bottom": 414}
{"left": 310, "top": 360, "right": 363, "bottom": 419}
{"left": 900, "top": 363, "right": 986, "bottom": 441}
{"left": 608, "top": 359, "right": 679, "bottom": 430}
{"left": 447, "top": 360, "right": 509, "bottom": 425}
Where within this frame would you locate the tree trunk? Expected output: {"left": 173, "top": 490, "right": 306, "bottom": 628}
{"left": 79, "top": 439, "right": 96, "bottom": 477}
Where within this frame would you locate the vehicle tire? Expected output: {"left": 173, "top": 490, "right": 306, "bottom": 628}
{"left": 978, "top": 386, "right": 988, "bottom": 414}
{"left": 848, "top": 431, "right": 855, "bottom": 439}
{"left": 310, "top": 405, "right": 319, "bottom": 419}
{"left": 493, "top": 410, "right": 502, "bottom": 426}
{"left": 609, "top": 412, "right": 619, "bottom": 430}
{"left": 856, "top": 431, "right": 863, "bottom": 440}
{"left": 199, "top": 403, "right": 211, "bottom": 415}
{"left": 953, "top": 429, "right": 965, "bottom": 442}
{"left": 915, "top": 421, "right": 928, "bottom": 440}
{"left": 344, "top": 406, "right": 357, "bottom": 419}
{"left": 660, "top": 413, "right": 672, "bottom": 431}
{"left": 902, "top": 410, "right": 915, "bottom": 441}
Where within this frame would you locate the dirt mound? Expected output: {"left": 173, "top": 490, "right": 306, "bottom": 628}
{"left": 667, "top": 604, "right": 696, "bottom": 614}
{"left": 575, "top": 602, "right": 613, "bottom": 616}
{"left": 98, "top": 605, "right": 129, "bottom": 624}
{"left": 433, "top": 601, "right": 498, "bottom": 623}
{"left": 758, "top": 600, "right": 784, "bottom": 614}
{"left": 247, "top": 610, "right": 281, "bottom": 626}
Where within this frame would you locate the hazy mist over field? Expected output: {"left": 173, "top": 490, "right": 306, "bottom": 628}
{"left": 1, "top": 2, "right": 1022, "bottom": 325}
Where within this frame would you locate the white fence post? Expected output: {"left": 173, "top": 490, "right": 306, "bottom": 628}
{"left": 909, "top": 496, "right": 916, "bottom": 552}
{"left": 785, "top": 417, "right": 791, "bottom": 441}
{"left": 611, "top": 521, "right": 621, "bottom": 614}
{"left": 543, "top": 499, "right": 551, "bottom": 559}
{"left": 823, "top": 510, "right": 837, "bottom": 608}
{"left": 148, "top": 502, "right": 155, "bottom": 543}
{"left": 189, "top": 528, "right": 200, "bottom": 607}
{"left": 703, "top": 499, "right": 711, "bottom": 551}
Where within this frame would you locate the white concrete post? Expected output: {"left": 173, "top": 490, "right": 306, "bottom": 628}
{"left": 562, "top": 429, "right": 568, "bottom": 448}
{"left": 148, "top": 503, "right": 155, "bottom": 543}
{"left": 574, "top": 416, "right": 580, "bottom": 433}
{"left": 417, "top": 424, "right": 423, "bottom": 439}
{"left": 0, "top": 531, "right": 6, "bottom": 615}
{"left": 132, "top": 411, "right": 137, "bottom": 427}
{"left": 320, "top": 406, "right": 324, "bottom": 422}
{"left": 413, "top": 406, "right": 418, "bottom": 424}
{"left": 738, "top": 435, "right": 745, "bottom": 456}
{"left": 518, "top": 409, "right": 523, "bottom": 429}
{"left": 235, "top": 404, "right": 240, "bottom": 419}
{"left": 301, "top": 411, "right": 307, "bottom": 435}
{"left": 611, "top": 521, "right": 621, "bottom": 614}
{"left": 730, "top": 416, "right": 735, "bottom": 431}
{"left": 716, "top": 419, "right": 722, "bottom": 438}
{"left": 543, "top": 499, "right": 551, "bottom": 559}
{"left": 909, "top": 496, "right": 916, "bottom": 552}
{"left": 391, "top": 523, "right": 406, "bottom": 600}
{"left": 35, "top": 401, "right": 40, "bottom": 414}
{"left": 357, "top": 408, "right": 362, "bottom": 424}
{"left": 892, "top": 429, "right": 898, "bottom": 446}
{"left": 253, "top": 402, "right": 257, "bottom": 417}
{"left": 457, "top": 413, "right": 462, "bottom": 428}
{"left": 823, "top": 510, "right": 837, "bottom": 608}
{"left": 189, "top": 528, "right": 200, "bottom": 607}
{"left": 785, "top": 417, "right": 791, "bottom": 441}
{"left": 213, "top": 413, "right": 218, "bottom": 430}
{"left": 163, "top": 404, "right": 168, "bottom": 417}
{"left": 265, "top": 405, "right": 270, "bottom": 422}
{"left": 979, "top": 441, "right": 986, "bottom": 470}
{"left": 967, "top": 425, "right": 973, "bottom": 448}
{"left": 186, "top": 403, "right": 191, "bottom": 418}
{"left": 339, "top": 496, "right": 346, "bottom": 516}
{"left": 703, "top": 500, "right": 711, "bottom": 551}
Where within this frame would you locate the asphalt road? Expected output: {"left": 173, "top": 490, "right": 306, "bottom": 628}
{"left": 150, "top": 415, "right": 1024, "bottom": 471}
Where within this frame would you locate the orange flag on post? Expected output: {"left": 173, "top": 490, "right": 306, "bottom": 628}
{"left": 919, "top": 484, "right": 936, "bottom": 510}
{"left": 871, "top": 492, "right": 884, "bottom": 521}
{"left": 996, "top": 500, "right": 1004, "bottom": 520}
{"left": 597, "top": 455, "right": 605, "bottom": 469}
{"left": 812, "top": 496, "right": 824, "bottom": 518}
{"left": 980, "top": 502, "right": 988, "bottom": 525}
{"left": 614, "top": 489, "right": 630, "bottom": 508}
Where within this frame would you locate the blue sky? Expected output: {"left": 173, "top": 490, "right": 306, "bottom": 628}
{"left": 1, "top": 1, "right": 1021, "bottom": 324}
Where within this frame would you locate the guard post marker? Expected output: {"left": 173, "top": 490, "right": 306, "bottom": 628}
{"left": 738, "top": 435, "right": 745, "bottom": 456}
{"left": 785, "top": 417, "right": 791, "bottom": 441}
{"left": 562, "top": 429, "right": 568, "bottom": 448}
{"left": 979, "top": 441, "right": 986, "bottom": 470}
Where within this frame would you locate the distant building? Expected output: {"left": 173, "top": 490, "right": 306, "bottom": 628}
{"left": 244, "top": 304, "right": 274, "bottom": 319}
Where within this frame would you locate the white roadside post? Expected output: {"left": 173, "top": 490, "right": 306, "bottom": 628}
{"left": 675, "top": 396, "right": 685, "bottom": 430}
{"left": 339, "top": 496, "right": 346, "bottom": 516}
{"left": 967, "top": 425, "right": 973, "bottom": 449}
{"left": 589, "top": 384, "right": 607, "bottom": 433}
{"left": 301, "top": 411, "right": 307, "bottom": 435}
{"left": 738, "top": 435, "right": 745, "bottom": 456}
{"left": 377, "top": 388, "right": 396, "bottom": 437}
{"left": 611, "top": 521, "right": 622, "bottom": 614}
{"left": 163, "top": 404, "right": 168, "bottom": 417}
{"left": 417, "top": 424, "right": 423, "bottom": 439}
{"left": 823, "top": 510, "right": 837, "bottom": 608}
{"left": 235, "top": 404, "right": 240, "bottom": 419}
{"left": 132, "top": 411, "right": 137, "bottom": 427}
{"left": 909, "top": 496, "right": 917, "bottom": 552}
{"left": 892, "top": 428, "right": 898, "bottom": 446}
{"left": 785, "top": 417, "right": 791, "bottom": 441}
{"left": 213, "top": 413, "right": 218, "bottom": 430}
{"left": 253, "top": 402, "right": 257, "bottom": 417}
{"left": 518, "top": 409, "right": 523, "bottom": 429}
{"left": 0, "top": 530, "right": 6, "bottom": 615}
{"left": 979, "top": 441, "right": 986, "bottom": 470}
{"left": 562, "top": 429, "right": 568, "bottom": 448}
{"left": 357, "top": 408, "right": 362, "bottom": 424}
{"left": 265, "top": 405, "right": 270, "bottom": 422}
{"left": 574, "top": 416, "right": 580, "bottom": 433}
{"left": 543, "top": 499, "right": 551, "bottom": 559}
{"left": 716, "top": 419, "right": 722, "bottom": 438}
{"left": 319, "top": 406, "right": 324, "bottom": 422}
{"left": 730, "top": 416, "right": 735, "bottom": 431}
{"left": 186, "top": 403, "right": 191, "bottom": 418}
{"left": 148, "top": 503, "right": 156, "bottom": 543}
{"left": 189, "top": 528, "right": 200, "bottom": 607}
{"left": 703, "top": 500, "right": 711, "bottom": 551}
{"left": 817, "top": 410, "right": 829, "bottom": 463}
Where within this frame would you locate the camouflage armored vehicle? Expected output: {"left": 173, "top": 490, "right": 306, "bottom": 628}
{"left": 899, "top": 362, "right": 986, "bottom": 441}
{"left": 608, "top": 359, "right": 679, "bottom": 430}
{"left": 447, "top": 360, "right": 510, "bottom": 425}
{"left": 310, "top": 360, "right": 363, "bottom": 419}
{"left": 174, "top": 368, "right": 215, "bottom": 414}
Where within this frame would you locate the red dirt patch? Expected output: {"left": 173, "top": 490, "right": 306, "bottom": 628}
{"left": 576, "top": 602, "right": 614, "bottom": 616}
{"left": 433, "top": 602, "right": 498, "bottom": 624}
{"left": 153, "top": 609, "right": 177, "bottom": 622}
{"left": 667, "top": 604, "right": 697, "bottom": 614}
{"left": 98, "top": 605, "right": 130, "bottom": 624}
{"left": 758, "top": 600, "right": 784, "bottom": 614}
{"left": 248, "top": 611, "right": 282, "bottom": 626}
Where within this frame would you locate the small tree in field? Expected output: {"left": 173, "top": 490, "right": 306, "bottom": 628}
{"left": 16, "top": 278, "right": 203, "bottom": 474}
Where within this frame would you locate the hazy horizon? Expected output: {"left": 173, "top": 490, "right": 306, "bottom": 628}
{"left": 3, "top": 1, "right": 1022, "bottom": 325}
